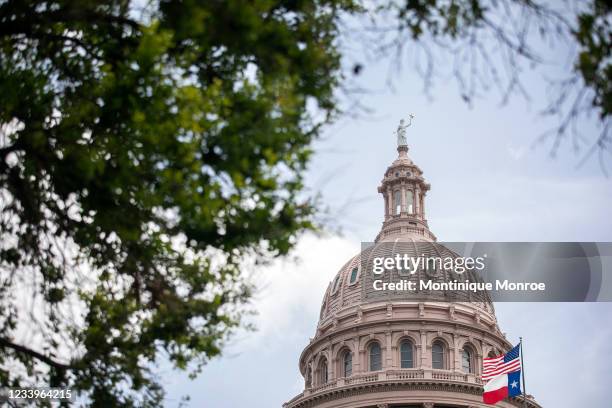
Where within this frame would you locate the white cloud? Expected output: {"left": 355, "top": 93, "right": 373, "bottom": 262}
{"left": 238, "top": 233, "right": 359, "bottom": 350}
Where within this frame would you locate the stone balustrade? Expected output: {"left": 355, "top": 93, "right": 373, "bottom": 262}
{"left": 294, "top": 369, "right": 484, "bottom": 402}
{"left": 375, "top": 224, "right": 437, "bottom": 241}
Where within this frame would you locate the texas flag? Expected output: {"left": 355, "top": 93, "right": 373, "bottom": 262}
{"left": 483, "top": 370, "right": 522, "bottom": 404}
{"left": 482, "top": 344, "right": 522, "bottom": 404}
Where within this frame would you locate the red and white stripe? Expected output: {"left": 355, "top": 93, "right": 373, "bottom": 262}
{"left": 481, "top": 355, "right": 521, "bottom": 382}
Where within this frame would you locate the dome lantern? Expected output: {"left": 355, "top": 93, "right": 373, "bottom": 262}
{"left": 377, "top": 118, "right": 435, "bottom": 242}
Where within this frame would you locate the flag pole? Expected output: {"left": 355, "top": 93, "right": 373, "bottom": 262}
{"left": 520, "top": 337, "right": 527, "bottom": 408}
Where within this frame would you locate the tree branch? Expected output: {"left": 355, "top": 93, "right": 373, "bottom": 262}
{"left": 0, "top": 337, "right": 74, "bottom": 370}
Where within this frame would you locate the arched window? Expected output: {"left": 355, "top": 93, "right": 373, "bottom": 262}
{"left": 369, "top": 342, "right": 382, "bottom": 371}
{"left": 462, "top": 347, "right": 474, "bottom": 373}
{"left": 432, "top": 341, "right": 445, "bottom": 369}
{"left": 400, "top": 340, "right": 414, "bottom": 368}
{"left": 343, "top": 351, "right": 353, "bottom": 377}
{"left": 394, "top": 190, "right": 401, "bottom": 215}
{"left": 319, "top": 358, "right": 328, "bottom": 384}
{"left": 349, "top": 267, "right": 359, "bottom": 284}
{"left": 332, "top": 275, "right": 341, "bottom": 293}
{"left": 406, "top": 190, "right": 414, "bottom": 214}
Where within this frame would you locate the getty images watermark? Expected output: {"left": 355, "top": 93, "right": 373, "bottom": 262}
{"left": 371, "top": 252, "right": 545, "bottom": 292}
{"left": 357, "top": 242, "right": 612, "bottom": 302}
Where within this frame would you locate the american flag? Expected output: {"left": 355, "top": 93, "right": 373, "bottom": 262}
{"left": 482, "top": 344, "right": 521, "bottom": 382}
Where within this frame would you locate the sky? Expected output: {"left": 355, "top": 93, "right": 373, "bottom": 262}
{"left": 162, "top": 14, "right": 612, "bottom": 408}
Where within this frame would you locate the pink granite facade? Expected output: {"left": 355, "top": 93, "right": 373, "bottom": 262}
{"left": 283, "top": 140, "right": 542, "bottom": 408}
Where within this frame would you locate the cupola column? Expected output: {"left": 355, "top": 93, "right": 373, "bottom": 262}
{"left": 420, "top": 193, "right": 425, "bottom": 218}
{"left": 400, "top": 185, "right": 406, "bottom": 214}
{"left": 384, "top": 193, "right": 389, "bottom": 219}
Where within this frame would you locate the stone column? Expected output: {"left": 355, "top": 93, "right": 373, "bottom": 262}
{"left": 420, "top": 330, "right": 428, "bottom": 368}
{"left": 306, "top": 361, "right": 312, "bottom": 389}
{"left": 453, "top": 334, "right": 459, "bottom": 372}
{"left": 353, "top": 336, "right": 361, "bottom": 374}
{"left": 359, "top": 347, "right": 366, "bottom": 374}
{"left": 400, "top": 185, "right": 406, "bottom": 214}
{"left": 385, "top": 331, "right": 392, "bottom": 369}
{"left": 414, "top": 189, "right": 420, "bottom": 216}
{"left": 330, "top": 356, "right": 336, "bottom": 380}
{"left": 384, "top": 193, "right": 389, "bottom": 219}
{"left": 387, "top": 188, "right": 393, "bottom": 216}
{"left": 421, "top": 192, "right": 425, "bottom": 218}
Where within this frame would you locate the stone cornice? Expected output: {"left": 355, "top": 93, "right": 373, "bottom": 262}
{"left": 319, "top": 301, "right": 497, "bottom": 333}
{"left": 284, "top": 378, "right": 541, "bottom": 408}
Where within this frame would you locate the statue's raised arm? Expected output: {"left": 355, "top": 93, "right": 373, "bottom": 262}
{"left": 395, "top": 114, "right": 414, "bottom": 146}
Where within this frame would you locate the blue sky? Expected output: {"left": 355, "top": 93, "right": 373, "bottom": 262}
{"left": 162, "top": 21, "right": 612, "bottom": 407}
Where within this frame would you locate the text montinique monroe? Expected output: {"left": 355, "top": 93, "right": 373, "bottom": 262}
{"left": 370, "top": 254, "right": 546, "bottom": 292}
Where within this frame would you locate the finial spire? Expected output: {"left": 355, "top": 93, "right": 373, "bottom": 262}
{"left": 394, "top": 114, "right": 414, "bottom": 147}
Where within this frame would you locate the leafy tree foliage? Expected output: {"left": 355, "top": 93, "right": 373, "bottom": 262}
{"left": 0, "top": 0, "right": 356, "bottom": 405}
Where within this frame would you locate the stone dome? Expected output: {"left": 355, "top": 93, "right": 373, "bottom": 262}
{"left": 317, "top": 238, "right": 496, "bottom": 332}
{"left": 284, "top": 130, "right": 541, "bottom": 408}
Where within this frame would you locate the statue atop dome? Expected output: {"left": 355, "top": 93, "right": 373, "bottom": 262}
{"left": 395, "top": 114, "right": 414, "bottom": 146}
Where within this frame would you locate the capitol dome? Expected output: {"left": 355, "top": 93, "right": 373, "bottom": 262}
{"left": 317, "top": 239, "right": 496, "bottom": 330}
{"left": 284, "top": 128, "right": 541, "bottom": 408}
